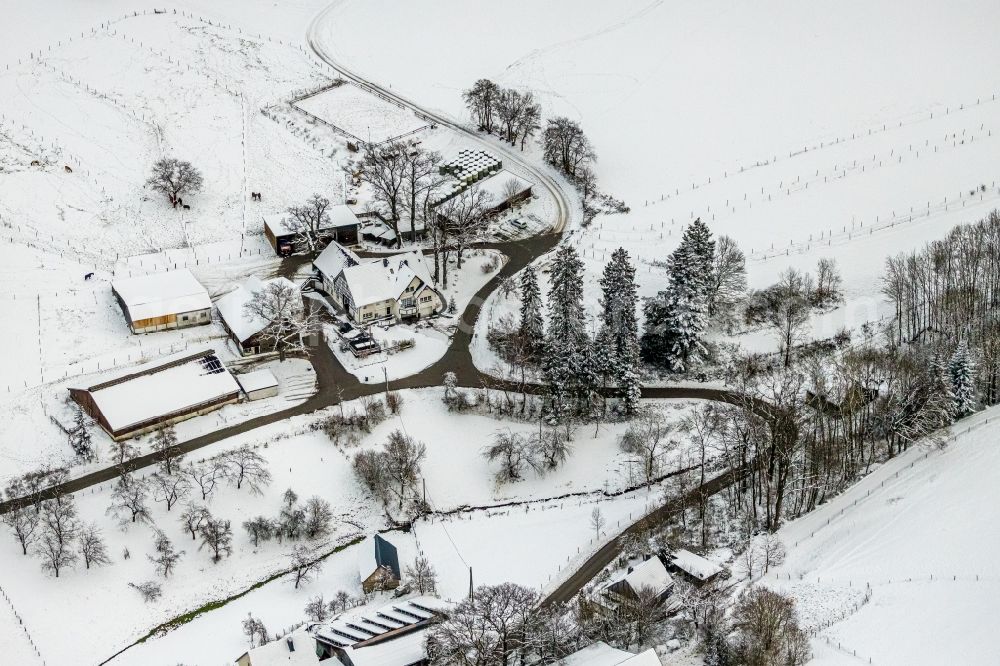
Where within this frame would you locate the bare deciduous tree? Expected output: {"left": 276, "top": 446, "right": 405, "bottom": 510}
{"left": 462, "top": 79, "right": 501, "bottom": 133}
{"left": 183, "top": 460, "right": 225, "bottom": 501}
{"left": 243, "top": 515, "right": 275, "bottom": 547}
{"left": 198, "top": 516, "right": 233, "bottom": 563}
{"left": 242, "top": 614, "right": 268, "bottom": 647}
{"left": 405, "top": 555, "right": 438, "bottom": 594}
{"left": 303, "top": 496, "right": 334, "bottom": 540}
{"left": 707, "top": 234, "right": 747, "bottom": 319}
{"left": 590, "top": 507, "right": 605, "bottom": 541}
{"left": 304, "top": 594, "right": 329, "bottom": 622}
{"left": 179, "top": 502, "right": 210, "bottom": 541}
{"left": 731, "top": 587, "right": 810, "bottom": 665}
{"left": 107, "top": 475, "right": 151, "bottom": 525}
{"left": 220, "top": 445, "right": 273, "bottom": 494}
{"left": 152, "top": 426, "right": 183, "bottom": 476}
{"left": 288, "top": 544, "right": 323, "bottom": 589}
{"left": 146, "top": 157, "right": 203, "bottom": 205}
{"left": 542, "top": 117, "right": 596, "bottom": 179}
{"left": 353, "top": 142, "right": 409, "bottom": 248}
{"left": 2, "top": 505, "right": 40, "bottom": 555}
{"left": 150, "top": 471, "right": 191, "bottom": 512}
{"left": 619, "top": 408, "right": 678, "bottom": 485}
{"left": 148, "top": 530, "right": 185, "bottom": 577}
{"left": 484, "top": 430, "right": 536, "bottom": 485}
{"left": 78, "top": 522, "right": 111, "bottom": 570}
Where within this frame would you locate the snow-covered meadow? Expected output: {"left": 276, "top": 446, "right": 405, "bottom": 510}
{"left": 761, "top": 406, "right": 1000, "bottom": 665}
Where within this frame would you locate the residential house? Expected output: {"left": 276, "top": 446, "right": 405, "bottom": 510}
{"left": 313, "top": 242, "right": 361, "bottom": 296}
{"left": 264, "top": 204, "right": 361, "bottom": 256}
{"left": 360, "top": 534, "right": 401, "bottom": 594}
{"left": 216, "top": 276, "right": 300, "bottom": 356}
{"left": 313, "top": 596, "right": 452, "bottom": 666}
{"left": 68, "top": 348, "right": 241, "bottom": 441}
{"left": 601, "top": 556, "right": 674, "bottom": 606}
{"left": 317, "top": 248, "right": 443, "bottom": 324}
{"left": 111, "top": 268, "right": 211, "bottom": 334}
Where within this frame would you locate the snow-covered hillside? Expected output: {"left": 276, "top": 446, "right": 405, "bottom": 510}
{"left": 763, "top": 407, "right": 1000, "bottom": 665}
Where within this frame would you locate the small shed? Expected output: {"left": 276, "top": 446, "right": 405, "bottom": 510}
{"left": 669, "top": 549, "right": 723, "bottom": 585}
{"left": 236, "top": 369, "right": 279, "bottom": 400}
{"left": 111, "top": 269, "right": 212, "bottom": 334}
{"left": 475, "top": 169, "right": 533, "bottom": 213}
{"left": 360, "top": 534, "right": 401, "bottom": 593}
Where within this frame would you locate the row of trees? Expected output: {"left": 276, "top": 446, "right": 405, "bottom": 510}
{"left": 463, "top": 79, "right": 542, "bottom": 149}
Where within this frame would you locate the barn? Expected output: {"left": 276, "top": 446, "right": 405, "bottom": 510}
{"left": 359, "top": 534, "right": 402, "bottom": 593}
{"left": 111, "top": 269, "right": 212, "bottom": 334}
{"left": 263, "top": 204, "right": 361, "bottom": 257}
{"left": 68, "top": 348, "right": 241, "bottom": 441}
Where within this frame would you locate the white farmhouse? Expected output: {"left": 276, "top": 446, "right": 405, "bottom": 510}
{"left": 314, "top": 244, "right": 444, "bottom": 324}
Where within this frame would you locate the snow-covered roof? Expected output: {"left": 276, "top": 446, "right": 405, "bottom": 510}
{"left": 215, "top": 276, "right": 297, "bottom": 343}
{"left": 79, "top": 348, "right": 240, "bottom": 432}
{"left": 340, "top": 251, "right": 436, "bottom": 308}
{"left": 236, "top": 368, "right": 278, "bottom": 394}
{"left": 605, "top": 557, "right": 673, "bottom": 597}
{"left": 112, "top": 268, "right": 211, "bottom": 322}
{"left": 313, "top": 241, "right": 361, "bottom": 280}
{"left": 237, "top": 626, "right": 319, "bottom": 665}
{"left": 358, "top": 535, "right": 401, "bottom": 580}
{"left": 476, "top": 169, "right": 533, "bottom": 205}
{"left": 264, "top": 204, "right": 360, "bottom": 237}
{"left": 313, "top": 597, "right": 451, "bottom": 652}
{"left": 341, "top": 627, "right": 427, "bottom": 666}
{"left": 671, "top": 549, "right": 723, "bottom": 581}
{"left": 560, "top": 642, "right": 662, "bottom": 666}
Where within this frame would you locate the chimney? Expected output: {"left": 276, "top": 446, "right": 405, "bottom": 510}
{"left": 627, "top": 566, "right": 633, "bottom": 574}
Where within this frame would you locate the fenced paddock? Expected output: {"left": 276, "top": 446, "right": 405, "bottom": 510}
{"left": 292, "top": 82, "right": 429, "bottom": 145}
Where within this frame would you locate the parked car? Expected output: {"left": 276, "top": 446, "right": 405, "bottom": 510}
{"left": 510, "top": 218, "right": 528, "bottom": 230}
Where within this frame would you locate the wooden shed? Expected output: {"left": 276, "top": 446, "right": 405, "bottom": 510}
{"left": 111, "top": 269, "right": 212, "bottom": 334}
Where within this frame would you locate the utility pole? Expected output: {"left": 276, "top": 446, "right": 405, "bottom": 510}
{"left": 469, "top": 567, "right": 474, "bottom": 601}
{"left": 383, "top": 365, "right": 389, "bottom": 396}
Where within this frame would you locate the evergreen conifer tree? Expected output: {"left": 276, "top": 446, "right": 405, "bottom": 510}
{"left": 544, "top": 245, "right": 592, "bottom": 411}
{"left": 599, "top": 248, "right": 642, "bottom": 413}
{"left": 949, "top": 340, "right": 977, "bottom": 416}
{"left": 518, "top": 265, "right": 544, "bottom": 357}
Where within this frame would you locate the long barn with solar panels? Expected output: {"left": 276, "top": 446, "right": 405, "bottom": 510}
{"left": 68, "top": 347, "right": 241, "bottom": 441}
{"left": 312, "top": 596, "right": 452, "bottom": 665}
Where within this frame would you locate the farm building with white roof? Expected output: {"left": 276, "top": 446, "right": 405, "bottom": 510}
{"left": 111, "top": 268, "right": 211, "bottom": 334}
{"left": 215, "top": 276, "right": 300, "bottom": 356}
{"left": 68, "top": 347, "right": 241, "bottom": 440}
{"left": 670, "top": 548, "right": 723, "bottom": 584}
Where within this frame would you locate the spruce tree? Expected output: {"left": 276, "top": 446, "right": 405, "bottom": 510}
{"left": 518, "top": 265, "right": 544, "bottom": 357}
{"left": 599, "top": 248, "right": 642, "bottom": 414}
{"left": 949, "top": 340, "right": 977, "bottom": 416}
{"left": 641, "top": 221, "right": 713, "bottom": 373}
{"left": 544, "top": 245, "right": 592, "bottom": 411}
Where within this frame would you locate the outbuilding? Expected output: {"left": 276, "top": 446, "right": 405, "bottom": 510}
{"left": 111, "top": 269, "right": 212, "bottom": 334}
{"left": 669, "top": 549, "right": 723, "bottom": 585}
{"left": 235, "top": 369, "right": 279, "bottom": 400}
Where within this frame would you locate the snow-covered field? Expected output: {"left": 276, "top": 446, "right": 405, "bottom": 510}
{"left": 763, "top": 407, "right": 1000, "bottom": 666}
{"left": 294, "top": 82, "right": 429, "bottom": 143}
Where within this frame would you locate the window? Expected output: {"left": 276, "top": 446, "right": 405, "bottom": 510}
{"left": 182, "top": 315, "right": 189, "bottom": 321}
{"left": 420, "top": 295, "right": 432, "bottom": 303}
{"left": 363, "top": 311, "right": 373, "bottom": 319}
{"left": 402, "top": 298, "right": 415, "bottom": 308}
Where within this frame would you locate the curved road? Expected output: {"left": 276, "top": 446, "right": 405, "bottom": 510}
{"left": 1, "top": 5, "right": 764, "bottom": 607}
